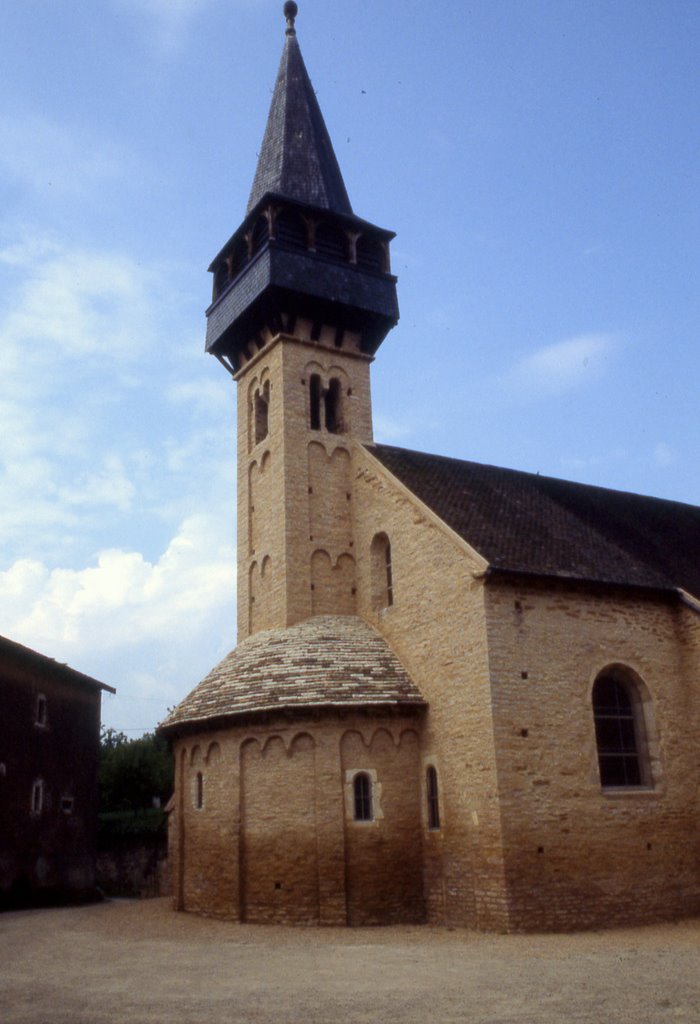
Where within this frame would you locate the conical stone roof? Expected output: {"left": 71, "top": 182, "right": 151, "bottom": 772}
{"left": 160, "top": 616, "right": 425, "bottom": 734}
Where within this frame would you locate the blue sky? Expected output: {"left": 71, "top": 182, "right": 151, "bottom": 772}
{"left": 1, "top": 0, "right": 698, "bottom": 734}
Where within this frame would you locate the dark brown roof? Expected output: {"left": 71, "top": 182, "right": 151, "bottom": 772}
{"left": 246, "top": 24, "right": 352, "bottom": 216}
{"left": 159, "top": 616, "right": 424, "bottom": 733}
{"left": 369, "top": 443, "right": 700, "bottom": 598}
{"left": 0, "top": 634, "right": 115, "bottom": 693}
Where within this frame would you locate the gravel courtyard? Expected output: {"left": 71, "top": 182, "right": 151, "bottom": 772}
{"left": 2, "top": 898, "right": 699, "bottom": 1024}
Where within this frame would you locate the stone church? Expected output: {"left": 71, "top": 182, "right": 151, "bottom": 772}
{"left": 160, "top": 4, "right": 700, "bottom": 931}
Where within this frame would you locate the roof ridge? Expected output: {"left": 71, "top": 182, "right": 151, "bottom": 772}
{"left": 369, "top": 441, "right": 699, "bottom": 510}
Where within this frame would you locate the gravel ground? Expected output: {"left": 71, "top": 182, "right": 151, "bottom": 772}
{"left": 2, "top": 898, "right": 700, "bottom": 1024}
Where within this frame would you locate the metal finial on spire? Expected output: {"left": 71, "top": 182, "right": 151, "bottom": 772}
{"left": 284, "top": 2, "right": 298, "bottom": 35}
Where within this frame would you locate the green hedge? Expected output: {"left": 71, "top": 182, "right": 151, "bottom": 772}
{"left": 97, "top": 808, "right": 167, "bottom": 840}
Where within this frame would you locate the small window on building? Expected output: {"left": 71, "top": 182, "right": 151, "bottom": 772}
{"left": 353, "top": 772, "right": 372, "bottom": 821}
{"left": 195, "top": 772, "right": 204, "bottom": 809}
{"left": 254, "top": 381, "right": 270, "bottom": 444}
{"left": 592, "top": 671, "right": 649, "bottom": 788}
{"left": 35, "top": 694, "right": 48, "bottom": 727}
{"left": 61, "top": 797, "right": 74, "bottom": 815}
{"left": 370, "top": 532, "right": 393, "bottom": 609}
{"left": 324, "top": 378, "right": 344, "bottom": 434}
{"left": 309, "top": 374, "right": 322, "bottom": 430}
{"left": 31, "top": 779, "right": 44, "bottom": 815}
{"left": 426, "top": 766, "right": 440, "bottom": 830}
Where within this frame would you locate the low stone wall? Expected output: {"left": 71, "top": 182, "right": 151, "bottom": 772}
{"left": 96, "top": 811, "right": 169, "bottom": 898}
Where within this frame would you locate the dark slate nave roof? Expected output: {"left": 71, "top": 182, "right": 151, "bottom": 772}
{"left": 369, "top": 443, "right": 700, "bottom": 598}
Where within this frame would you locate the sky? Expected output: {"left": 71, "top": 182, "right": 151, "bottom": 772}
{"left": 1, "top": 0, "right": 698, "bottom": 735}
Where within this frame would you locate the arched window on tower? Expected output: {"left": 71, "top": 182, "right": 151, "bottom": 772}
{"left": 370, "top": 532, "right": 393, "bottom": 610}
{"left": 592, "top": 668, "right": 652, "bottom": 788}
{"left": 426, "top": 765, "right": 441, "bottom": 830}
{"left": 309, "top": 374, "right": 322, "bottom": 430}
{"left": 254, "top": 381, "right": 270, "bottom": 445}
{"left": 324, "top": 378, "right": 344, "bottom": 434}
{"left": 353, "top": 772, "right": 373, "bottom": 821}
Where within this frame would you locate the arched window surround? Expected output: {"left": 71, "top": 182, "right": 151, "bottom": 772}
{"left": 590, "top": 664, "right": 659, "bottom": 791}
{"left": 344, "top": 767, "right": 382, "bottom": 823}
{"left": 353, "top": 772, "right": 373, "bottom": 821}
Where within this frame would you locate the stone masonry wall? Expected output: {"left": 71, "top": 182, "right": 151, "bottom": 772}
{"left": 352, "top": 447, "right": 509, "bottom": 930}
{"left": 236, "top": 333, "right": 374, "bottom": 641}
{"left": 170, "top": 711, "right": 424, "bottom": 925}
{"left": 484, "top": 577, "right": 700, "bottom": 931}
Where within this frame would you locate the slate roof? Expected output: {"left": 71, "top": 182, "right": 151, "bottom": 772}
{"left": 369, "top": 443, "right": 700, "bottom": 599}
{"left": 246, "top": 19, "right": 352, "bottom": 216}
{"left": 159, "top": 616, "right": 424, "bottom": 733}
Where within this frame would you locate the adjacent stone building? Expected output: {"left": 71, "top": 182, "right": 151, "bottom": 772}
{"left": 160, "top": 4, "right": 700, "bottom": 931}
{"left": 0, "top": 635, "right": 115, "bottom": 908}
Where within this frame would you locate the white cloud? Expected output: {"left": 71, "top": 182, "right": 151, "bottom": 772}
{"left": 501, "top": 333, "right": 615, "bottom": 400}
{"left": 1, "top": 236, "right": 158, "bottom": 360}
{"left": 0, "top": 515, "right": 236, "bottom": 732}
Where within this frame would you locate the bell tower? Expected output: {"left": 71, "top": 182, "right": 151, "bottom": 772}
{"left": 205, "top": 3, "right": 399, "bottom": 640}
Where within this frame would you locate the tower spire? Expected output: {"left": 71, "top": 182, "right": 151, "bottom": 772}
{"left": 246, "top": 2, "right": 352, "bottom": 215}
{"left": 205, "top": 6, "right": 398, "bottom": 371}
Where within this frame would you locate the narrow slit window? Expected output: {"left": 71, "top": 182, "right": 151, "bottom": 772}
{"left": 426, "top": 766, "right": 441, "bottom": 829}
{"left": 195, "top": 772, "right": 204, "bottom": 809}
{"left": 254, "top": 382, "right": 269, "bottom": 444}
{"left": 385, "top": 540, "right": 394, "bottom": 607}
{"left": 371, "top": 533, "right": 393, "bottom": 609}
{"left": 309, "top": 374, "right": 322, "bottom": 430}
{"left": 353, "top": 772, "right": 372, "bottom": 821}
{"left": 324, "top": 378, "right": 343, "bottom": 434}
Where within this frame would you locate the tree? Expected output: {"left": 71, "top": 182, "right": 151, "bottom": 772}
{"left": 99, "top": 728, "right": 173, "bottom": 813}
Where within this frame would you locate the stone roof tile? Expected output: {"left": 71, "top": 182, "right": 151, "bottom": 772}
{"left": 160, "top": 616, "right": 424, "bottom": 733}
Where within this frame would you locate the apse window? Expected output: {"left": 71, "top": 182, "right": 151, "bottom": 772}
{"left": 194, "top": 772, "right": 204, "bottom": 810}
{"left": 592, "top": 669, "right": 651, "bottom": 788}
{"left": 353, "top": 772, "right": 373, "bottom": 821}
{"left": 426, "top": 765, "right": 441, "bottom": 830}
